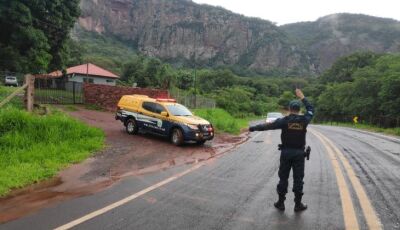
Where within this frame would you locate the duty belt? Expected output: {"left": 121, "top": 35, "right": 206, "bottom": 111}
{"left": 277, "top": 144, "right": 305, "bottom": 150}
{"left": 277, "top": 144, "right": 312, "bottom": 161}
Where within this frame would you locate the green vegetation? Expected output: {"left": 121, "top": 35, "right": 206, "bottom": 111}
{"left": 82, "top": 38, "right": 398, "bottom": 130}
{"left": 315, "top": 53, "right": 400, "bottom": 126}
{"left": 0, "top": 108, "right": 104, "bottom": 196}
{"left": 0, "top": 0, "right": 80, "bottom": 73}
{"left": 194, "top": 108, "right": 259, "bottom": 135}
{"left": 74, "top": 28, "right": 138, "bottom": 75}
{"left": 0, "top": 86, "right": 24, "bottom": 109}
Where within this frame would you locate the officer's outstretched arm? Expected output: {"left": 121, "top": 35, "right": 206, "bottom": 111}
{"left": 249, "top": 118, "right": 285, "bottom": 132}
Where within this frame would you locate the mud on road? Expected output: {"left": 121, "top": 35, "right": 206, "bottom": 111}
{"left": 0, "top": 107, "right": 249, "bottom": 223}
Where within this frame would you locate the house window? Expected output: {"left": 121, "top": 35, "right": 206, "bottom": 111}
{"left": 83, "top": 78, "right": 94, "bottom": 83}
{"left": 106, "top": 79, "right": 114, "bottom": 83}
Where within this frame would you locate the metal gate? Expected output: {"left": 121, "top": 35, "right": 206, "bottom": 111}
{"left": 34, "top": 77, "right": 83, "bottom": 104}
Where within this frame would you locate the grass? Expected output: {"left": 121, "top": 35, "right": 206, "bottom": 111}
{"left": 193, "top": 108, "right": 260, "bottom": 135}
{"left": 0, "top": 108, "right": 104, "bottom": 196}
{"left": 0, "top": 85, "right": 24, "bottom": 109}
{"left": 318, "top": 121, "right": 400, "bottom": 136}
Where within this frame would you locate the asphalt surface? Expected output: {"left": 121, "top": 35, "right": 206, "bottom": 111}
{"left": 1, "top": 125, "right": 399, "bottom": 230}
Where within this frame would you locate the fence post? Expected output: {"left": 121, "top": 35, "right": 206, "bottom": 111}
{"left": 25, "top": 74, "right": 35, "bottom": 112}
{"left": 73, "top": 82, "right": 76, "bottom": 104}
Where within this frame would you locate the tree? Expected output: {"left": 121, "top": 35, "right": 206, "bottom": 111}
{"left": 375, "top": 55, "right": 400, "bottom": 116}
{"left": 157, "top": 64, "right": 176, "bottom": 89}
{"left": 176, "top": 70, "right": 194, "bottom": 90}
{"left": 215, "top": 87, "right": 254, "bottom": 116}
{"left": 320, "top": 52, "right": 380, "bottom": 84}
{"left": 0, "top": 0, "right": 80, "bottom": 73}
{"left": 379, "top": 74, "right": 400, "bottom": 116}
{"left": 144, "top": 58, "right": 162, "bottom": 87}
{"left": 0, "top": 1, "right": 51, "bottom": 73}
{"left": 25, "top": 0, "right": 81, "bottom": 70}
{"left": 121, "top": 56, "right": 145, "bottom": 85}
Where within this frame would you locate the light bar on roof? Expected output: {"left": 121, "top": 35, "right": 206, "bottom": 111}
{"left": 156, "top": 98, "right": 177, "bottom": 102}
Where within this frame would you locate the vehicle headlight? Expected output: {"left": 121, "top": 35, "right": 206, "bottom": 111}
{"left": 187, "top": 124, "right": 199, "bottom": 130}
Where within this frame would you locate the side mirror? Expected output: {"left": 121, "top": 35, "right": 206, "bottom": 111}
{"left": 161, "top": 111, "right": 169, "bottom": 117}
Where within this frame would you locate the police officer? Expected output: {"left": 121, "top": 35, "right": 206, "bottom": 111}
{"left": 249, "top": 89, "right": 314, "bottom": 212}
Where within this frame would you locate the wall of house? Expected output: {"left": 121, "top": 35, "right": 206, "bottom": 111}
{"left": 69, "top": 74, "right": 117, "bottom": 86}
{"left": 83, "top": 83, "right": 169, "bottom": 111}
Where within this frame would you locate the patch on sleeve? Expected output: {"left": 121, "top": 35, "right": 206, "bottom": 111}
{"left": 308, "top": 111, "right": 313, "bottom": 115}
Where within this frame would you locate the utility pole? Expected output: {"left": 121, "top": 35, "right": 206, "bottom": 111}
{"left": 193, "top": 34, "right": 197, "bottom": 109}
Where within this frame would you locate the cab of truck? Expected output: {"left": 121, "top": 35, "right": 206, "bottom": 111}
{"left": 115, "top": 95, "right": 214, "bottom": 146}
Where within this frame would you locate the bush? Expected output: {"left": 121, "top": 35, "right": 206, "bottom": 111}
{"left": 0, "top": 108, "right": 104, "bottom": 196}
{"left": 194, "top": 108, "right": 255, "bottom": 134}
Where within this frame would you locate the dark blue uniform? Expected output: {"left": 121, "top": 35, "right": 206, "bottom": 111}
{"left": 250, "top": 98, "right": 314, "bottom": 197}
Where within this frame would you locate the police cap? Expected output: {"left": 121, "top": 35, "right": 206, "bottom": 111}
{"left": 289, "top": 100, "right": 301, "bottom": 111}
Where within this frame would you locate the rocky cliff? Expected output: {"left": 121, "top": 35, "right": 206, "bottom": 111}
{"left": 282, "top": 14, "right": 400, "bottom": 71}
{"left": 77, "top": 1, "right": 400, "bottom": 75}
{"left": 78, "top": 0, "right": 313, "bottom": 75}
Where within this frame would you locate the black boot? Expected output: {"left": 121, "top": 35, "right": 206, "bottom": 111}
{"left": 294, "top": 193, "right": 307, "bottom": 212}
{"left": 274, "top": 195, "right": 286, "bottom": 211}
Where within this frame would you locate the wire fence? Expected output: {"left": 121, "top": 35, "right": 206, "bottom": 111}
{"left": 170, "top": 88, "right": 216, "bottom": 109}
{"left": 34, "top": 76, "right": 84, "bottom": 104}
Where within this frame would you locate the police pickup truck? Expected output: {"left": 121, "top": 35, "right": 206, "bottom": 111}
{"left": 115, "top": 95, "right": 214, "bottom": 146}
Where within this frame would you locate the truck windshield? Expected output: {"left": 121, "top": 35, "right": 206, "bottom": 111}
{"left": 166, "top": 104, "right": 193, "bottom": 116}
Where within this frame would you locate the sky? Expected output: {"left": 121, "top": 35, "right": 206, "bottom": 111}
{"left": 192, "top": 0, "right": 400, "bottom": 25}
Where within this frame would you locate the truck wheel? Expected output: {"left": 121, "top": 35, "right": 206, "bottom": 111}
{"left": 171, "top": 128, "right": 184, "bottom": 146}
{"left": 126, "top": 118, "right": 138, "bottom": 135}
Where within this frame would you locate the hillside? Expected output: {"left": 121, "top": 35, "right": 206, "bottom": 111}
{"left": 76, "top": 0, "right": 400, "bottom": 76}
{"left": 77, "top": 0, "right": 313, "bottom": 76}
{"left": 281, "top": 14, "right": 400, "bottom": 72}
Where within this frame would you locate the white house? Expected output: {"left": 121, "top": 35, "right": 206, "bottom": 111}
{"left": 49, "top": 63, "right": 120, "bottom": 86}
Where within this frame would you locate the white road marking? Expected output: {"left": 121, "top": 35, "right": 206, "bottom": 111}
{"left": 54, "top": 163, "right": 203, "bottom": 230}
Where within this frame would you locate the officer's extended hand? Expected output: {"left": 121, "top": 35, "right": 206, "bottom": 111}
{"left": 295, "top": 88, "right": 305, "bottom": 100}
{"left": 249, "top": 126, "right": 256, "bottom": 132}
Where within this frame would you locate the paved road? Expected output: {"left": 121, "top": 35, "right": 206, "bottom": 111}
{"left": 1, "top": 125, "right": 399, "bottom": 230}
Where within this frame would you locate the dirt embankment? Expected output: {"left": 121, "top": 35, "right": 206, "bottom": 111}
{"left": 0, "top": 107, "right": 249, "bottom": 223}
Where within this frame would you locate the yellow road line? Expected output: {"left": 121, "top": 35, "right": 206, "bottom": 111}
{"left": 314, "top": 129, "right": 382, "bottom": 230}
{"left": 311, "top": 130, "right": 360, "bottom": 230}
{"left": 54, "top": 163, "right": 204, "bottom": 230}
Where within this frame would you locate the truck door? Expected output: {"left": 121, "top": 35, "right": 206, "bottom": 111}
{"left": 139, "top": 102, "right": 168, "bottom": 135}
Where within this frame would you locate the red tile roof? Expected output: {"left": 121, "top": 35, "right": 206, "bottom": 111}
{"left": 48, "top": 63, "right": 119, "bottom": 79}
